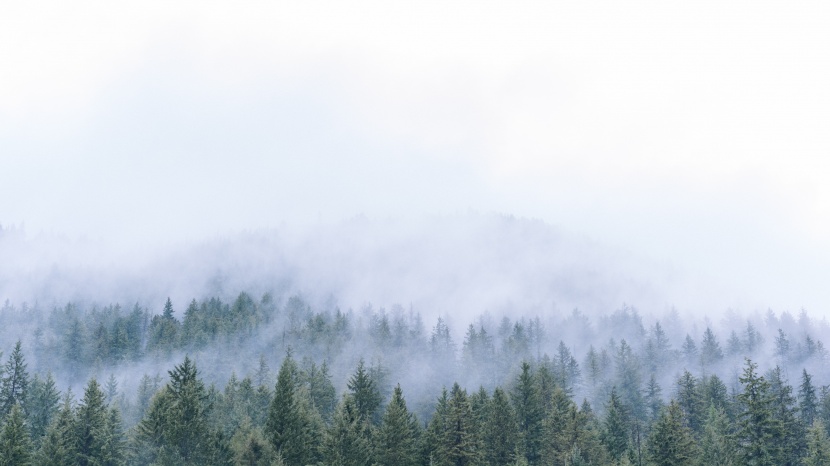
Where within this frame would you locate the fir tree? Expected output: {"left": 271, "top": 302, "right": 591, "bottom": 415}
{"left": 735, "top": 359, "right": 780, "bottom": 466}
{"left": 0, "top": 340, "right": 29, "bottom": 418}
{"left": 484, "top": 387, "right": 518, "bottom": 466}
{"left": 645, "top": 400, "right": 697, "bottom": 466}
{"left": 376, "top": 384, "right": 419, "bottom": 466}
{"left": 602, "top": 387, "right": 629, "bottom": 462}
{"left": 801, "top": 369, "right": 819, "bottom": 427}
{"left": 25, "top": 371, "right": 60, "bottom": 443}
{"left": 436, "top": 383, "right": 482, "bottom": 466}
{"left": 0, "top": 403, "right": 32, "bottom": 466}
{"left": 698, "top": 404, "right": 737, "bottom": 466}
{"left": 805, "top": 420, "right": 830, "bottom": 466}
{"left": 511, "top": 362, "right": 544, "bottom": 465}
{"left": 347, "top": 358, "right": 383, "bottom": 425}
{"left": 75, "top": 378, "right": 108, "bottom": 466}
{"left": 324, "top": 394, "right": 374, "bottom": 466}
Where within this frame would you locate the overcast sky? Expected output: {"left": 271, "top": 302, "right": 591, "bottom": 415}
{"left": 2, "top": 1, "right": 830, "bottom": 314}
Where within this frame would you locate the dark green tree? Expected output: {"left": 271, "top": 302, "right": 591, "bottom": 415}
{"left": 265, "top": 352, "right": 322, "bottom": 466}
{"left": 0, "top": 403, "right": 32, "bottom": 466}
{"left": 25, "top": 371, "right": 60, "bottom": 443}
{"left": 645, "top": 400, "right": 697, "bottom": 466}
{"left": 34, "top": 393, "right": 76, "bottom": 466}
{"left": 483, "top": 387, "right": 518, "bottom": 466}
{"left": 435, "top": 383, "right": 482, "bottom": 466}
{"left": 511, "top": 362, "right": 544, "bottom": 465}
{"left": 347, "top": 358, "right": 383, "bottom": 426}
{"left": 0, "top": 341, "right": 29, "bottom": 418}
{"left": 601, "top": 387, "right": 629, "bottom": 462}
{"left": 323, "top": 394, "right": 374, "bottom": 466}
{"left": 74, "top": 378, "right": 108, "bottom": 466}
{"left": 697, "top": 404, "right": 737, "bottom": 466}
{"left": 734, "top": 359, "right": 780, "bottom": 466}
{"left": 805, "top": 420, "right": 830, "bottom": 466}
{"left": 376, "top": 384, "right": 419, "bottom": 466}
{"left": 801, "top": 369, "right": 819, "bottom": 427}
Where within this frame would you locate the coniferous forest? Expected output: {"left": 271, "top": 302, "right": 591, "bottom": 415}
{"left": 2, "top": 291, "right": 830, "bottom": 465}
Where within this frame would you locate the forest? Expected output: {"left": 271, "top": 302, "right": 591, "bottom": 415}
{"left": 1, "top": 291, "right": 830, "bottom": 465}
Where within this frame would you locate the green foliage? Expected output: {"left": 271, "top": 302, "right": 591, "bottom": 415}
{"left": 376, "top": 384, "right": 419, "bottom": 466}
{"left": 0, "top": 341, "right": 29, "bottom": 418}
{"left": 645, "top": 401, "right": 697, "bottom": 466}
{"left": 512, "top": 362, "right": 544, "bottom": 465}
{"left": 734, "top": 359, "right": 781, "bottom": 466}
{"left": 323, "top": 394, "right": 373, "bottom": 466}
{"left": 0, "top": 403, "right": 32, "bottom": 466}
{"left": 805, "top": 420, "right": 830, "bottom": 466}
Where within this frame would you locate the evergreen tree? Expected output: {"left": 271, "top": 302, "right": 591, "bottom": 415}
{"left": 511, "top": 362, "right": 544, "bottom": 465}
{"left": 229, "top": 417, "right": 282, "bottom": 466}
{"left": 645, "top": 374, "right": 664, "bottom": 423}
{"left": 0, "top": 340, "right": 29, "bottom": 418}
{"left": 265, "top": 352, "right": 322, "bottom": 466}
{"left": 700, "top": 327, "right": 724, "bottom": 367}
{"left": 347, "top": 358, "right": 383, "bottom": 425}
{"left": 646, "top": 400, "right": 697, "bottom": 466}
{"left": 0, "top": 403, "right": 32, "bottom": 466}
{"left": 735, "top": 359, "right": 780, "bottom": 466}
{"left": 675, "top": 371, "right": 704, "bottom": 435}
{"left": 805, "top": 420, "right": 830, "bottom": 466}
{"left": 304, "top": 360, "right": 337, "bottom": 422}
{"left": 698, "top": 404, "right": 737, "bottom": 466}
{"left": 25, "top": 371, "right": 60, "bottom": 443}
{"left": 34, "top": 393, "right": 76, "bottom": 466}
{"left": 100, "top": 407, "right": 126, "bottom": 466}
{"left": 766, "top": 366, "right": 804, "bottom": 465}
{"left": 801, "top": 369, "right": 819, "bottom": 427}
{"left": 74, "top": 378, "right": 108, "bottom": 466}
{"left": 602, "top": 387, "right": 629, "bottom": 462}
{"left": 435, "top": 383, "right": 482, "bottom": 466}
{"left": 376, "top": 384, "right": 419, "bottom": 466}
{"left": 484, "top": 387, "right": 518, "bottom": 466}
{"left": 323, "top": 394, "right": 374, "bottom": 466}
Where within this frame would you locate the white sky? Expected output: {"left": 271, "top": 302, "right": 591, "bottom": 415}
{"left": 2, "top": 0, "right": 830, "bottom": 313}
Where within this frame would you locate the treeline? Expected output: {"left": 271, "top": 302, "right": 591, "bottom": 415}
{"left": 4, "top": 341, "right": 830, "bottom": 465}
{"left": 3, "top": 293, "right": 830, "bottom": 464}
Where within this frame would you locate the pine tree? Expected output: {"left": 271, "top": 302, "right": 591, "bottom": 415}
{"left": 698, "top": 404, "right": 737, "bottom": 466}
{"left": 0, "top": 403, "right": 32, "bottom": 466}
{"left": 511, "top": 362, "right": 544, "bottom": 465}
{"left": 602, "top": 387, "right": 629, "bottom": 462}
{"left": 347, "top": 358, "right": 383, "bottom": 425}
{"left": 265, "top": 352, "right": 322, "bottom": 466}
{"left": 323, "top": 394, "right": 374, "bottom": 466}
{"left": 436, "top": 383, "right": 482, "bottom": 466}
{"left": 376, "top": 384, "right": 419, "bottom": 466}
{"left": 645, "top": 400, "right": 697, "bottom": 466}
{"left": 75, "top": 378, "right": 108, "bottom": 466}
{"left": 484, "top": 387, "right": 518, "bottom": 466}
{"left": 735, "top": 359, "right": 780, "bottom": 466}
{"left": 100, "top": 407, "right": 126, "bottom": 466}
{"left": 305, "top": 360, "right": 337, "bottom": 422}
{"left": 25, "top": 371, "right": 60, "bottom": 443}
{"left": 801, "top": 369, "right": 819, "bottom": 427}
{"left": 676, "top": 371, "right": 704, "bottom": 435}
{"left": 700, "top": 327, "right": 724, "bottom": 367}
{"left": 34, "top": 393, "right": 76, "bottom": 466}
{"left": 229, "top": 417, "right": 281, "bottom": 466}
{"left": 766, "top": 366, "right": 804, "bottom": 465}
{"left": 805, "top": 420, "right": 830, "bottom": 466}
{"left": 0, "top": 341, "right": 29, "bottom": 418}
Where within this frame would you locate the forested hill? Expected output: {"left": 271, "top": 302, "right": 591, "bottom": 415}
{"left": 1, "top": 292, "right": 830, "bottom": 465}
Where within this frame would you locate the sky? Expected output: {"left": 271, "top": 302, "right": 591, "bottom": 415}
{"left": 2, "top": 1, "right": 830, "bottom": 315}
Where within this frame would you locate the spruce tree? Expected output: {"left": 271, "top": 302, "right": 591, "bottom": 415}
{"left": 25, "top": 371, "right": 60, "bottom": 443}
{"left": 376, "top": 384, "right": 419, "bottom": 466}
{"left": 0, "top": 403, "right": 32, "bottom": 466}
{"left": 34, "top": 393, "right": 76, "bottom": 466}
{"left": 805, "top": 420, "right": 830, "bottom": 466}
{"left": 801, "top": 369, "right": 819, "bottom": 427}
{"left": 265, "top": 352, "right": 322, "bottom": 466}
{"left": 602, "top": 387, "right": 629, "bottom": 462}
{"left": 324, "top": 394, "right": 374, "bottom": 466}
{"left": 436, "top": 383, "right": 482, "bottom": 466}
{"left": 484, "top": 387, "right": 518, "bottom": 466}
{"left": 75, "top": 378, "right": 108, "bottom": 466}
{"left": 697, "top": 404, "right": 737, "bottom": 466}
{"left": 735, "top": 359, "right": 780, "bottom": 466}
{"left": 347, "top": 358, "right": 383, "bottom": 425}
{"left": 645, "top": 400, "right": 697, "bottom": 466}
{"left": 511, "top": 362, "right": 544, "bottom": 465}
{"left": 0, "top": 341, "right": 29, "bottom": 418}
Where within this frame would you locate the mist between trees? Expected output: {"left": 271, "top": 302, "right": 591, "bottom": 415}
{"left": 2, "top": 292, "right": 830, "bottom": 465}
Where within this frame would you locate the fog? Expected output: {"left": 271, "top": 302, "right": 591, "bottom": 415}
{"left": 3, "top": 2, "right": 830, "bottom": 444}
